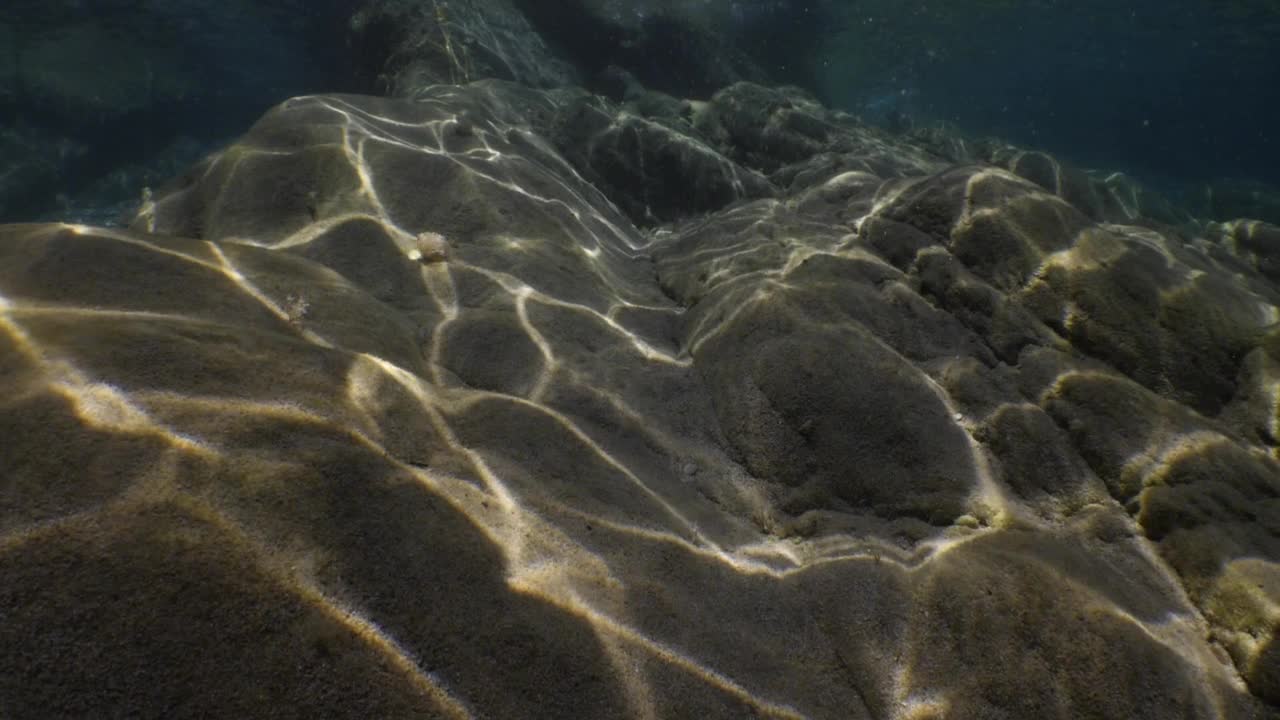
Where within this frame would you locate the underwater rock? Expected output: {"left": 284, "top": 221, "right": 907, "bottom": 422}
{"left": 2, "top": 79, "right": 1280, "bottom": 719}
{"left": 906, "top": 125, "right": 1198, "bottom": 229}
{"left": 510, "top": 0, "right": 768, "bottom": 99}
{"left": 549, "top": 92, "right": 775, "bottom": 225}
{"left": 697, "top": 83, "right": 944, "bottom": 180}
{"left": 348, "top": 0, "right": 578, "bottom": 93}
{"left": 352, "top": 0, "right": 774, "bottom": 102}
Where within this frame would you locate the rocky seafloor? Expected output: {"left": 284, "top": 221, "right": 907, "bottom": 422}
{"left": 3, "top": 2, "right": 1280, "bottom": 719}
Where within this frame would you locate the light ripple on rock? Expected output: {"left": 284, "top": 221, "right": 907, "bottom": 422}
{"left": 0, "top": 82, "right": 1277, "bottom": 718}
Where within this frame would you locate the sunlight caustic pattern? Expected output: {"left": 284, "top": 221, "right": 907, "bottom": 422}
{"left": 2, "top": 83, "right": 1278, "bottom": 717}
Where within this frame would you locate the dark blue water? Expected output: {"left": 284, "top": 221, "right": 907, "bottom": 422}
{"left": 810, "top": 1, "right": 1279, "bottom": 193}
{"left": 0, "top": 0, "right": 357, "bottom": 224}
{"left": 2, "top": 0, "right": 1278, "bottom": 223}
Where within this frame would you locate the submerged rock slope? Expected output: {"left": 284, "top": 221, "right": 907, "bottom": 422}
{"left": 2, "top": 81, "right": 1279, "bottom": 718}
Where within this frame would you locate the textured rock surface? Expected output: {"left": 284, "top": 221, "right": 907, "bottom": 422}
{"left": 510, "top": 0, "right": 769, "bottom": 98}
{"left": 348, "top": 0, "right": 579, "bottom": 93}
{"left": 2, "top": 80, "right": 1280, "bottom": 719}
{"left": 545, "top": 86, "right": 776, "bottom": 225}
{"left": 906, "top": 126, "right": 1198, "bottom": 228}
